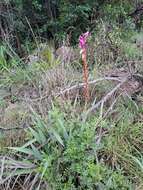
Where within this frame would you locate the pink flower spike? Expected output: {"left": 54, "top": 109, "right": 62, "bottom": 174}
{"left": 79, "top": 31, "right": 90, "bottom": 49}
{"left": 83, "top": 31, "right": 90, "bottom": 39}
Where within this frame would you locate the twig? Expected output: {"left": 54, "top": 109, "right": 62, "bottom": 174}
{"left": 83, "top": 77, "right": 128, "bottom": 122}
{"left": 55, "top": 77, "right": 123, "bottom": 97}
{"left": 94, "top": 93, "right": 123, "bottom": 146}
{"left": 100, "top": 93, "right": 122, "bottom": 120}
{"left": 0, "top": 127, "right": 23, "bottom": 131}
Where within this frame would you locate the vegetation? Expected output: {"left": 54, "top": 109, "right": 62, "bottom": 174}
{"left": 0, "top": 0, "right": 143, "bottom": 189}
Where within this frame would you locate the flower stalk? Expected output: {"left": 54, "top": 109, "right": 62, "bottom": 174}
{"left": 79, "top": 32, "right": 90, "bottom": 102}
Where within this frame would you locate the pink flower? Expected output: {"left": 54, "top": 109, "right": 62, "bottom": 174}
{"left": 79, "top": 31, "right": 90, "bottom": 49}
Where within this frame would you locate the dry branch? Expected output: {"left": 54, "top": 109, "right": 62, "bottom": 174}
{"left": 55, "top": 77, "right": 123, "bottom": 97}
{"left": 83, "top": 77, "right": 129, "bottom": 122}
{"left": 0, "top": 127, "right": 23, "bottom": 131}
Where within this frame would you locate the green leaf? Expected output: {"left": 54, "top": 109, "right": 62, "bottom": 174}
{"left": 31, "top": 144, "right": 42, "bottom": 160}
{"left": 38, "top": 128, "right": 47, "bottom": 144}
{"left": 9, "top": 147, "right": 35, "bottom": 156}
{"left": 129, "top": 155, "right": 143, "bottom": 172}
{"left": 22, "top": 139, "right": 36, "bottom": 148}
{"left": 50, "top": 128, "right": 64, "bottom": 147}
{"left": 29, "top": 127, "right": 42, "bottom": 144}
{"left": 41, "top": 161, "right": 49, "bottom": 179}
{"left": 58, "top": 119, "right": 69, "bottom": 140}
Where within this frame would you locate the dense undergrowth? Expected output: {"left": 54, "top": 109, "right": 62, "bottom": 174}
{"left": 1, "top": 4, "right": 143, "bottom": 189}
